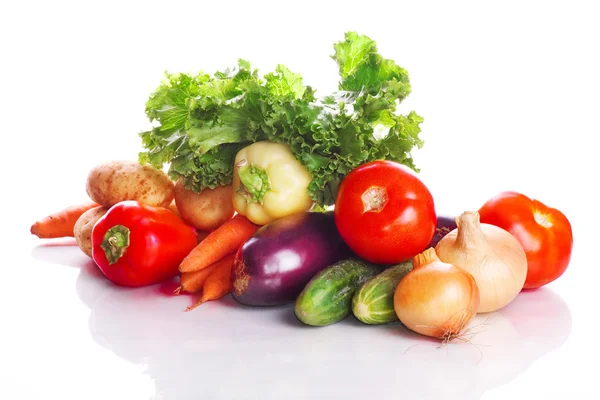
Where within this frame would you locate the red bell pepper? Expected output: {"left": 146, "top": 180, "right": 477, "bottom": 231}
{"left": 478, "top": 191, "right": 573, "bottom": 289}
{"left": 92, "top": 200, "right": 198, "bottom": 287}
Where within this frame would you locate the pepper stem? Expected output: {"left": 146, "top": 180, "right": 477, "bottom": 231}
{"left": 237, "top": 161, "right": 271, "bottom": 204}
{"left": 101, "top": 225, "right": 130, "bottom": 265}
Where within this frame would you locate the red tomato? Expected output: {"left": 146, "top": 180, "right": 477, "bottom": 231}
{"left": 478, "top": 191, "right": 573, "bottom": 289}
{"left": 334, "top": 160, "right": 437, "bottom": 264}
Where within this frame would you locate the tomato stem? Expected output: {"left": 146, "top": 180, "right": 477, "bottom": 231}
{"left": 534, "top": 211, "right": 553, "bottom": 228}
{"left": 361, "top": 186, "right": 388, "bottom": 213}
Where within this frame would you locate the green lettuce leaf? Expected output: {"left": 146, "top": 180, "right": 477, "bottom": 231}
{"left": 265, "top": 65, "right": 306, "bottom": 99}
{"left": 333, "top": 31, "right": 412, "bottom": 100}
{"left": 138, "top": 32, "right": 424, "bottom": 206}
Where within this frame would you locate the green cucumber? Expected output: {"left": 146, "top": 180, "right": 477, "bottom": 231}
{"left": 294, "top": 258, "right": 381, "bottom": 326}
{"left": 352, "top": 261, "right": 413, "bottom": 325}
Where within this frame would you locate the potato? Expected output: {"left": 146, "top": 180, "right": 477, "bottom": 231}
{"left": 74, "top": 206, "right": 109, "bottom": 258}
{"left": 174, "top": 179, "right": 235, "bottom": 231}
{"left": 166, "top": 200, "right": 181, "bottom": 217}
{"left": 85, "top": 160, "right": 174, "bottom": 207}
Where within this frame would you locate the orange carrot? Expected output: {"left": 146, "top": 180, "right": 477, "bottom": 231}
{"left": 179, "top": 214, "right": 258, "bottom": 273}
{"left": 174, "top": 256, "right": 225, "bottom": 295}
{"left": 186, "top": 253, "right": 236, "bottom": 311}
{"left": 30, "top": 202, "right": 100, "bottom": 239}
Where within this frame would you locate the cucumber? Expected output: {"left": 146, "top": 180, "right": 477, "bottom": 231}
{"left": 294, "top": 258, "right": 381, "bottom": 326}
{"left": 352, "top": 261, "right": 413, "bottom": 325}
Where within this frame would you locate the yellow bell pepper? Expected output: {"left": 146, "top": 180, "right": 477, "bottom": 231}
{"left": 232, "top": 141, "right": 314, "bottom": 225}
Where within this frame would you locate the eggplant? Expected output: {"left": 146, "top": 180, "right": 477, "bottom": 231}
{"left": 231, "top": 212, "right": 352, "bottom": 306}
{"left": 428, "top": 215, "right": 458, "bottom": 248}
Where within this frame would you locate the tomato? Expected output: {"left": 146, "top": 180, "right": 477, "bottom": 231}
{"left": 92, "top": 200, "right": 198, "bottom": 287}
{"left": 478, "top": 191, "right": 573, "bottom": 289}
{"left": 334, "top": 160, "right": 437, "bottom": 264}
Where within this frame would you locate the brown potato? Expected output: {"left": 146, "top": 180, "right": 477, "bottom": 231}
{"left": 174, "top": 179, "right": 235, "bottom": 231}
{"left": 85, "top": 160, "right": 174, "bottom": 207}
{"left": 74, "top": 206, "right": 109, "bottom": 258}
{"left": 166, "top": 200, "right": 181, "bottom": 217}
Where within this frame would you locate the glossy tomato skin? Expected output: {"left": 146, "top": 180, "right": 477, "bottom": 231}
{"left": 92, "top": 200, "right": 198, "bottom": 287}
{"left": 334, "top": 161, "right": 437, "bottom": 264}
{"left": 478, "top": 191, "right": 573, "bottom": 289}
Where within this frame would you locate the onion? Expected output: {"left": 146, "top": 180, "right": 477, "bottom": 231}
{"left": 394, "top": 248, "right": 480, "bottom": 340}
{"left": 435, "top": 211, "right": 527, "bottom": 313}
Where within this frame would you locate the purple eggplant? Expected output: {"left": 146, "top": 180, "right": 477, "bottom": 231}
{"left": 428, "top": 214, "right": 458, "bottom": 248}
{"left": 231, "top": 212, "right": 352, "bottom": 306}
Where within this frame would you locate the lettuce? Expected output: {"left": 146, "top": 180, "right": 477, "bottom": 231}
{"left": 139, "top": 32, "right": 424, "bottom": 206}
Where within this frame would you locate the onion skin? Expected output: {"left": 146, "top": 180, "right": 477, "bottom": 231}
{"left": 435, "top": 211, "right": 528, "bottom": 313}
{"left": 394, "top": 248, "right": 480, "bottom": 340}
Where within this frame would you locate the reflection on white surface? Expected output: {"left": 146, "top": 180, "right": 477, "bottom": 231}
{"left": 72, "top": 260, "right": 572, "bottom": 400}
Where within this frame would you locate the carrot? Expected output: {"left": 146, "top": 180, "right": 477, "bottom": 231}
{"left": 179, "top": 214, "right": 258, "bottom": 273}
{"left": 186, "top": 253, "right": 236, "bottom": 311}
{"left": 174, "top": 257, "right": 223, "bottom": 295}
{"left": 30, "top": 202, "right": 101, "bottom": 239}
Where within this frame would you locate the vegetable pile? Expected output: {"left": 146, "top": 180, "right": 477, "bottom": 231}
{"left": 30, "top": 32, "right": 575, "bottom": 344}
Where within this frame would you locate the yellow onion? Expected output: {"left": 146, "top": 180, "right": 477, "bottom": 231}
{"left": 435, "top": 211, "right": 527, "bottom": 313}
{"left": 394, "top": 248, "right": 480, "bottom": 340}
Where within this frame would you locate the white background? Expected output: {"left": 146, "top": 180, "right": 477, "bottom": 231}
{"left": 1, "top": 0, "right": 599, "bottom": 399}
